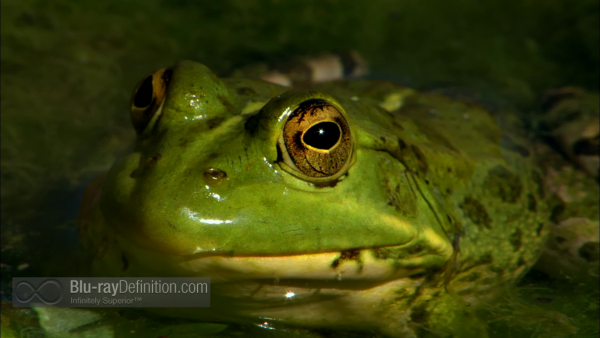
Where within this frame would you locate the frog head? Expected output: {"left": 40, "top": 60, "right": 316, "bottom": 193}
{"left": 80, "top": 60, "right": 454, "bottom": 325}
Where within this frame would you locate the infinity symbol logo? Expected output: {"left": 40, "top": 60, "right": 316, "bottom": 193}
{"left": 15, "top": 280, "right": 63, "bottom": 305}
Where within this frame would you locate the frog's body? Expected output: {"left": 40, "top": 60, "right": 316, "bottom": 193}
{"left": 78, "top": 61, "right": 551, "bottom": 337}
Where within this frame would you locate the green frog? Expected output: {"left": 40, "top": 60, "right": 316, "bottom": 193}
{"left": 77, "top": 60, "right": 556, "bottom": 337}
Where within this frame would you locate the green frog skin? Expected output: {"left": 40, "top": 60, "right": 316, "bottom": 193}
{"left": 78, "top": 60, "right": 551, "bottom": 337}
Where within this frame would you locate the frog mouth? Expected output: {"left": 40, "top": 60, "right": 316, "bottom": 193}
{"left": 111, "top": 227, "right": 451, "bottom": 286}
{"left": 176, "top": 244, "right": 448, "bottom": 285}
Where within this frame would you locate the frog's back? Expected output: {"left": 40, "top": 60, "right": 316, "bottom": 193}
{"left": 356, "top": 82, "right": 549, "bottom": 293}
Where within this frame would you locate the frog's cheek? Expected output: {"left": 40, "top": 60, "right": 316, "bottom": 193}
{"left": 95, "top": 179, "right": 453, "bottom": 281}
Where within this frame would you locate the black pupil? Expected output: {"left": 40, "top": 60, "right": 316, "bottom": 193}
{"left": 303, "top": 122, "right": 341, "bottom": 150}
{"left": 134, "top": 75, "right": 154, "bottom": 108}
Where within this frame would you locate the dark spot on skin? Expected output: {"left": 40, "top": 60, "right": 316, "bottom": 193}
{"left": 410, "top": 303, "right": 428, "bottom": 324}
{"left": 217, "top": 94, "right": 233, "bottom": 112}
{"left": 536, "top": 297, "right": 554, "bottom": 304}
{"left": 550, "top": 198, "right": 567, "bottom": 223}
{"left": 447, "top": 167, "right": 452, "bottom": 173}
{"left": 207, "top": 116, "right": 225, "bottom": 130}
{"left": 477, "top": 253, "right": 494, "bottom": 265}
{"left": 410, "top": 145, "right": 428, "bottom": 173}
{"left": 397, "top": 138, "right": 408, "bottom": 150}
{"left": 424, "top": 179, "right": 429, "bottom": 185}
{"left": 380, "top": 136, "right": 386, "bottom": 142}
{"left": 555, "top": 236, "right": 567, "bottom": 244}
{"left": 372, "top": 247, "right": 414, "bottom": 260}
{"left": 409, "top": 272, "right": 427, "bottom": 279}
{"left": 531, "top": 170, "right": 545, "bottom": 197}
{"left": 458, "top": 272, "right": 481, "bottom": 282}
{"left": 206, "top": 151, "right": 221, "bottom": 161}
{"left": 572, "top": 135, "right": 599, "bottom": 155}
{"left": 460, "top": 196, "right": 492, "bottom": 229}
{"left": 485, "top": 165, "right": 523, "bottom": 203}
{"left": 536, "top": 223, "right": 545, "bottom": 236}
{"left": 203, "top": 168, "right": 227, "bottom": 186}
{"left": 452, "top": 234, "right": 461, "bottom": 255}
{"left": 517, "top": 256, "right": 527, "bottom": 268}
{"left": 146, "top": 153, "right": 161, "bottom": 167}
{"left": 392, "top": 119, "right": 404, "bottom": 131}
{"left": 499, "top": 135, "right": 531, "bottom": 157}
{"left": 313, "top": 179, "right": 341, "bottom": 188}
{"left": 331, "top": 250, "right": 362, "bottom": 272}
{"left": 541, "top": 89, "right": 579, "bottom": 112}
{"left": 527, "top": 193, "right": 537, "bottom": 212}
{"left": 121, "top": 254, "right": 129, "bottom": 271}
{"left": 457, "top": 289, "right": 473, "bottom": 296}
{"left": 509, "top": 229, "right": 522, "bottom": 252}
{"left": 578, "top": 242, "right": 599, "bottom": 262}
{"left": 481, "top": 277, "right": 496, "bottom": 285}
{"left": 236, "top": 87, "right": 256, "bottom": 96}
{"left": 244, "top": 114, "right": 260, "bottom": 133}
{"left": 407, "top": 245, "right": 423, "bottom": 255}
{"left": 178, "top": 138, "right": 190, "bottom": 148}
{"left": 522, "top": 269, "right": 552, "bottom": 283}
{"left": 445, "top": 188, "right": 452, "bottom": 194}
{"left": 376, "top": 106, "right": 394, "bottom": 117}
{"left": 385, "top": 139, "right": 410, "bottom": 164}
{"left": 489, "top": 265, "right": 504, "bottom": 274}
{"left": 384, "top": 177, "right": 417, "bottom": 217}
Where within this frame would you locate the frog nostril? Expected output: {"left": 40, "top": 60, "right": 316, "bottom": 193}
{"left": 203, "top": 168, "right": 228, "bottom": 186}
{"left": 146, "top": 153, "right": 161, "bottom": 167}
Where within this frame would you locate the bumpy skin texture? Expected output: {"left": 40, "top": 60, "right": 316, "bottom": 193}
{"left": 78, "top": 61, "right": 551, "bottom": 337}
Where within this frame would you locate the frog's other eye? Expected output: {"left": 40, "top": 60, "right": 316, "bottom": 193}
{"left": 279, "top": 99, "right": 352, "bottom": 178}
{"left": 130, "top": 68, "right": 172, "bottom": 134}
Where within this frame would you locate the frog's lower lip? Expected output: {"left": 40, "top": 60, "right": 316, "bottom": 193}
{"left": 177, "top": 246, "right": 439, "bottom": 283}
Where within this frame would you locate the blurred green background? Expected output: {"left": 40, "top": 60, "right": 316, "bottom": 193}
{"left": 1, "top": 0, "right": 598, "bottom": 336}
{"left": 2, "top": 0, "right": 598, "bottom": 226}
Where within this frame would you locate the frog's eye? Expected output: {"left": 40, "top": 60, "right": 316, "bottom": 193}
{"left": 130, "top": 68, "right": 172, "bottom": 134}
{"left": 279, "top": 99, "right": 352, "bottom": 178}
